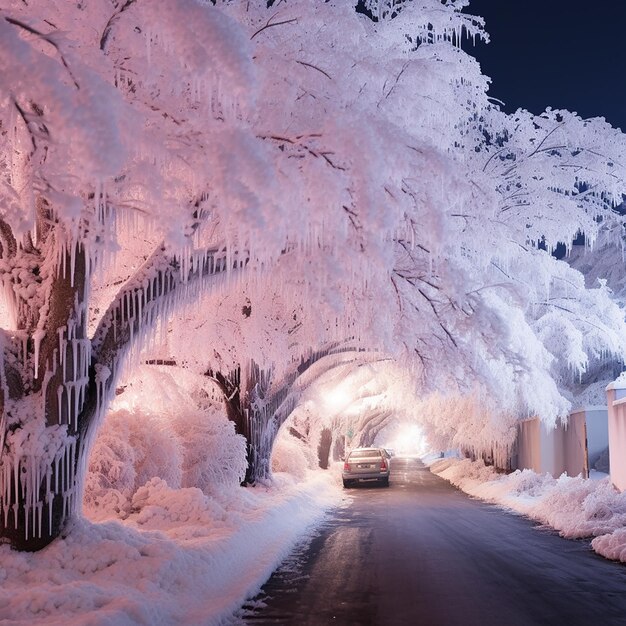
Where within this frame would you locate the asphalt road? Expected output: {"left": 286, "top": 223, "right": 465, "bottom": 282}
{"left": 241, "top": 457, "right": 626, "bottom": 626}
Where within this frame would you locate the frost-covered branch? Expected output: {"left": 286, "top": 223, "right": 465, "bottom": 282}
{"left": 92, "top": 245, "right": 243, "bottom": 379}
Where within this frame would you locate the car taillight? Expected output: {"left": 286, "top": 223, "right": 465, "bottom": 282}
{"left": 380, "top": 459, "right": 388, "bottom": 470}
{"left": 344, "top": 462, "right": 351, "bottom": 471}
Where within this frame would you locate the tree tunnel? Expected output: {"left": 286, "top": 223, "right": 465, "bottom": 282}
{"left": 205, "top": 345, "right": 391, "bottom": 484}
{"left": 85, "top": 349, "right": 434, "bottom": 506}
{"left": 268, "top": 356, "right": 432, "bottom": 475}
{"left": 94, "top": 339, "right": 604, "bottom": 515}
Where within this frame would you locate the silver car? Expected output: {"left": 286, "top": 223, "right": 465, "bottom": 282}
{"left": 342, "top": 447, "right": 390, "bottom": 487}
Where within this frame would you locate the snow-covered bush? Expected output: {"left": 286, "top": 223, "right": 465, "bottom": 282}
{"left": 271, "top": 433, "right": 317, "bottom": 481}
{"left": 431, "top": 458, "right": 626, "bottom": 541}
{"left": 172, "top": 409, "right": 247, "bottom": 493}
{"left": 85, "top": 409, "right": 183, "bottom": 518}
{"left": 129, "top": 478, "right": 227, "bottom": 530}
{"left": 84, "top": 367, "right": 248, "bottom": 518}
{"left": 84, "top": 411, "right": 139, "bottom": 518}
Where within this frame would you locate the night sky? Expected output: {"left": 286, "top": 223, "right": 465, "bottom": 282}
{"left": 463, "top": 1, "right": 626, "bottom": 131}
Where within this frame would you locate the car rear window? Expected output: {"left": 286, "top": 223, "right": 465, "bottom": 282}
{"left": 348, "top": 450, "right": 381, "bottom": 459}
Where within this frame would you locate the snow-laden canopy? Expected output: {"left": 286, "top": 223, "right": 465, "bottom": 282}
{"left": 1, "top": 0, "right": 626, "bottom": 548}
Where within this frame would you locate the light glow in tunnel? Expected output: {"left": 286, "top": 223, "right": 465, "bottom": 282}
{"left": 376, "top": 422, "right": 428, "bottom": 457}
{"left": 322, "top": 382, "right": 354, "bottom": 414}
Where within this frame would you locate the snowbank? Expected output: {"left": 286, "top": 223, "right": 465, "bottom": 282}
{"left": 429, "top": 457, "right": 626, "bottom": 562}
{"left": 0, "top": 471, "right": 341, "bottom": 625}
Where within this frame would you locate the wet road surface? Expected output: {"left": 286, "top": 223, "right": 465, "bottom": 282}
{"left": 240, "top": 457, "right": 626, "bottom": 626}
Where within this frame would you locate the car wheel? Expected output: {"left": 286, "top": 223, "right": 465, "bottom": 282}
{"left": 381, "top": 477, "right": 390, "bottom": 487}
{"left": 343, "top": 479, "right": 351, "bottom": 488}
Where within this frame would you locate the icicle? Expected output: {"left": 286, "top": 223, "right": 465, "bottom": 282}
{"left": 37, "top": 502, "right": 43, "bottom": 539}
{"left": 20, "top": 334, "right": 27, "bottom": 369}
{"left": 1, "top": 462, "right": 6, "bottom": 505}
{"left": 72, "top": 384, "right": 79, "bottom": 430}
{"left": 70, "top": 241, "right": 77, "bottom": 288}
{"left": 66, "top": 384, "right": 73, "bottom": 432}
{"left": 72, "top": 339, "right": 78, "bottom": 382}
{"left": 45, "top": 469, "right": 52, "bottom": 533}
{"left": 32, "top": 329, "right": 45, "bottom": 379}
{"left": 70, "top": 439, "right": 76, "bottom": 512}
{"left": 54, "top": 454, "right": 59, "bottom": 494}
{"left": 82, "top": 340, "right": 89, "bottom": 380}
{"left": 13, "top": 458, "right": 19, "bottom": 515}
{"left": 33, "top": 458, "right": 39, "bottom": 508}
{"left": 56, "top": 384, "right": 65, "bottom": 425}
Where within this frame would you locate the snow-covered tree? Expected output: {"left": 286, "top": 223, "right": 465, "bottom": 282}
{"left": 0, "top": 0, "right": 289, "bottom": 550}
{"left": 3, "top": 0, "right": 626, "bottom": 551}
{"left": 145, "top": 0, "right": 626, "bottom": 479}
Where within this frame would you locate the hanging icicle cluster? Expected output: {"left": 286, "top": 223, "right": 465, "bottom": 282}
{"left": 1, "top": 417, "right": 76, "bottom": 543}
{"left": 0, "top": 233, "right": 243, "bottom": 544}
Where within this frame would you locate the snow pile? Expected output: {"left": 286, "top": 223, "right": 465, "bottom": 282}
{"left": 430, "top": 458, "right": 626, "bottom": 560}
{"left": 0, "top": 470, "right": 340, "bottom": 625}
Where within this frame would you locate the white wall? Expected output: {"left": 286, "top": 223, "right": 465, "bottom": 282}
{"left": 515, "top": 418, "right": 565, "bottom": 476}
{"left": 514, "top": 414, "right": 588, "bottom": 478}
{"left": 516, "top": 418, "right": 541, "bottom": 473}
{"left": 572, "top": 406, "right": 608, "bottom": 469}
{"left": 562, "top": 412, "right": 587, "bottom": 478}
{"left": 607, "top": 380, "right": 626, "bottom": 492}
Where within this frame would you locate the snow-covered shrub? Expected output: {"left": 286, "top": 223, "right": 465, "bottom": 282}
{"left": 171, "top": 409, "right": 247, "bottom": 493}
{"left": 84, "top": 366, "right": 249, "bottom": 518}
{"left": 530, "top": 474, "right": 599, "bottom": 538}
{"left": 581, "top": 481, "right": 626, "bottom": 531}
{"left": 271, "top": 433, "right": 316, "bottom": 481}
{"left": 592, "top": 528, "right": 626, "bottom": 562}
{"left": 130, "top": 478, "right": 227, "bottom": 531}
{"left": 128, "top": 412, "right": 184, "bottom": 493}
{"left": 505, "top": 468, "right": 556, "bottom": 498}
{"left": 84, "top": 409, "right": 183, "bottom": 518}
{"left": 84, "top": 411, "right": 137, "bottom": 511}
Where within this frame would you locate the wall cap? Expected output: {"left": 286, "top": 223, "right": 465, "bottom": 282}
{"left": 570, "top": 405, "right": 608, "bottom": 415}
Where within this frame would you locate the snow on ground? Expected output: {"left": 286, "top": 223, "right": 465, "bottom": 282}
{"left": 0, "top": 470, "right": 341, "bottom": 625}
{"left": 0, "top": 367, "right": 344, "bottom": 625}
{"left": 429, "top": 457, "right": 626, "bottom": 563}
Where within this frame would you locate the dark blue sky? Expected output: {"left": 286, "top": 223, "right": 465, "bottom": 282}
{"left": 463, "top": 1, "right": 626, "bottom": 131}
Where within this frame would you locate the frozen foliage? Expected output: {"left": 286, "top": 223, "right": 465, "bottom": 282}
{"left": 163, "top": 0, "right": 626, "bottom": 460}
{"left": 2, "top": 0, "right": 626, "bottom": 547}
{"left": 85, "top": 366, "right": 247, "bottom": 518}
{"left": 172, "top": 412, "right": 247, "bottom": 494}
{"left": 0, "top": 0, "right": 280, "bottom": 547}
{"left": 430, "top": 458, "right": 626, "bottom": 563}
{"left": 84, "top": 409, "right": 183, "bottom": 518}
{"left": 271, "top": 431, "right": 318, "bottom": 481}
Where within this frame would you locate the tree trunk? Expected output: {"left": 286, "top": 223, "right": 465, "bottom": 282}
{"left": 0, "top": 243, "right": 97, "bottom": 551}
{"left": 207, "top": 346, "right": 365, "bottom": 484}
{"left": 317, "top": 428, "right": 333, "bottom": 469}
{"left": 1, "top": 242, "right": 234, "bottom": 550}
{"left": 207, "top": 363, "right": 276, "bottom": 485}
